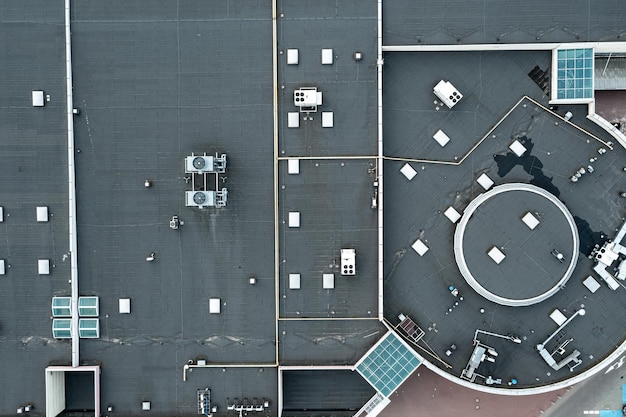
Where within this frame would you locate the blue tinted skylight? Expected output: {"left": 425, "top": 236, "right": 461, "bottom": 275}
{"left": 356, "top": 331, "right": 421, "bottom": 397}
{"left": 556, "top": 48, "right": 593, "bottom": 100}
{"left": 52, "top": 319, "right": 72, "bottom": 339}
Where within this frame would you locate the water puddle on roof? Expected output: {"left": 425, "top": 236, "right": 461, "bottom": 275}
{"left": 494, "top": 136, "right": 560, "bottom": 197}
{"left": 494, "top": 136, "right": 607, "bottom": 256}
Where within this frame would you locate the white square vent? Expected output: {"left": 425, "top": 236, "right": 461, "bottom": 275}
{"left": 487, "top": 246, "right": 505, "bottom": 264}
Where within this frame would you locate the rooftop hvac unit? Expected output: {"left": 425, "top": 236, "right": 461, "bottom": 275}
{"left": 185, "top": 155, "right": 215, "bottom": 173}
{"left": 341, "top": 248, "right": 356, "bottom": 276}
{"left": 186, "top": 191, "right": 216, "bottom": 208}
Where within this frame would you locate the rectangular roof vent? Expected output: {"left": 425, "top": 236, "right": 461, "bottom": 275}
{"left": 288, "top": 112, "right": 300, "bottom": 128}
{"left": 288, "top": 212, "right": 300, "bottom": 228}
{"left": 321, "top": 48, "right": 333, "bottom": 65}
{"left": 287, "top": 158, "right": 300, "bottom": 174}
{"left": 287, "top": 49, "right": 299, "bottom": 65}
{"left": 522, "top": 212, "right": 540, "bottom": 230}
{"left": 289, "top": 274, "right": 301, "bottom": 289}
{"left": 509, "top": 140, "right": 527, "bottom": 157}
{"left": 433, "top": 130, "right": 451, "bottom": 147}
{"left": 488, "top": 246, "right": 505, "bottom": 264}
{"left": 444, "top": 206, "right": 461, "bottom": 223}
{"left": 119, "top": 298, "right": 131, "bottom": 314}
{"left": 323, "top": 273, "right": 335, "bottom": 289}
{"left": 322, "top": 111, "right": 334, "bottom": 128}
{"left": 412, "top": 239, "right": 429, "bottom": 256}
{"left": 32, "top": 90, "right": 45, "bottom": 107}
{"left": 37, "top": 206, "right": 49, "bottom": 222}
{"left": 209, "top": 298, "right": 221, "bottom": 314}
{"left": 476, "top": 173, "right": 494, "bottom": 190}
{"left": 38, "top": 259, "right": 50, "bottom": 275}
{"left": 400, "top": 163, "right": 417, "bottom": 181}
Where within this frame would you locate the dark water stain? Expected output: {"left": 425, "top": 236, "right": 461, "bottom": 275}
{"left": 494, "top": 136, "right": 560, "bottom": 197}
{"left": 574, "top": 216, "right": 607, "bottom": 256}
{"left": 494, "top": 136, "right": 603, "bottom": 256}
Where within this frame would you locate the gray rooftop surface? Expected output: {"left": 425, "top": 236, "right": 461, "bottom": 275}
{"left": 70, "top": 0, "right": 276, "bottom": 414}
{"left": 278, "top": 319, "right": 385, "bottom": 366}
{"left": 383, "top": 49, "right": 626, "bottom": 388}
{"left": 0, "top": 1, "right": 71, "bottom": 411}
{"left": 277, "top": 0, "right": 378, "bottom": 158}
{"left": 276, "top": 0, "right": 380, "bottom": 372}
{"left": 3, "top": 0, "right": 626, "bottom": 416}
{"left": 460, "top": 187, "right": 576, "bottom": 300}
{"left": 278, "top": 159, "right": 378, "bottom": 319}
{"left": 383, "top": 0, "right": 626, "bottom": 45}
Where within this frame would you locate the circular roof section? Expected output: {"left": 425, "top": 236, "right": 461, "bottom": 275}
{"left": 454, "top": 183, "right": 579, "bottom": 307}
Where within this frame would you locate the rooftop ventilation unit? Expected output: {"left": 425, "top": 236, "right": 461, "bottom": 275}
{"left": 185, "top": 155, "right": 214, "bottom": 173}
{"left": 32, "top": 90, "right": 45, "bottom": 107}
{"left": 184, "top": 153, "right": 227, "bottom": 174}
{"left": 341, "top": 248, "right": 356, "bottom": 276}
{"left": 186, "top": 191, "right": 215, "bottom": 208}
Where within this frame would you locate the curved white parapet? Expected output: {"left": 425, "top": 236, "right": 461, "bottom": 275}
{"left": 587, "top": 112, "right": 626, "bottom": 150}
{"left": 454, "top": 183, "right": 580, "bottom": 307}
{"left": 419, "top": 335, "right": 626, "bottom": 395}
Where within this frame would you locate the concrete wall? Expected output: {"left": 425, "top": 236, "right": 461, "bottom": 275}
{"left": 45, "top": 370, "right": 65, "bottom": 417}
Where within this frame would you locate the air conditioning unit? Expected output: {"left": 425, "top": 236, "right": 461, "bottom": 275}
{"left": 185, "top": 155, "right": 215, "bottom": 173}
{"left": 185, "top": 191, "right": 215, "bottom": 208}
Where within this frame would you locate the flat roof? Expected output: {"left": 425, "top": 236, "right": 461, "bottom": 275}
{"left": 69, "top": 1, "right": 277, "bottom": 412}
{"left": 383, "top": 49, "right": 626, "bottom": 390}
{"left": 2, "top": 0, "right": 626, "bottom": 415}
{"left": 0, "top": 1, "right": 71, "bottom": 410}
{"left": 456, "top": 183, "right": 578, "bottom": 305}
{"left": 383, "top": 0, "right": 626, "bottom": 45}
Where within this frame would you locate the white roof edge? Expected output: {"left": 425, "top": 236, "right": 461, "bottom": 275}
{"left": 383, "top": 41, "right": 626, "bottom": 53}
